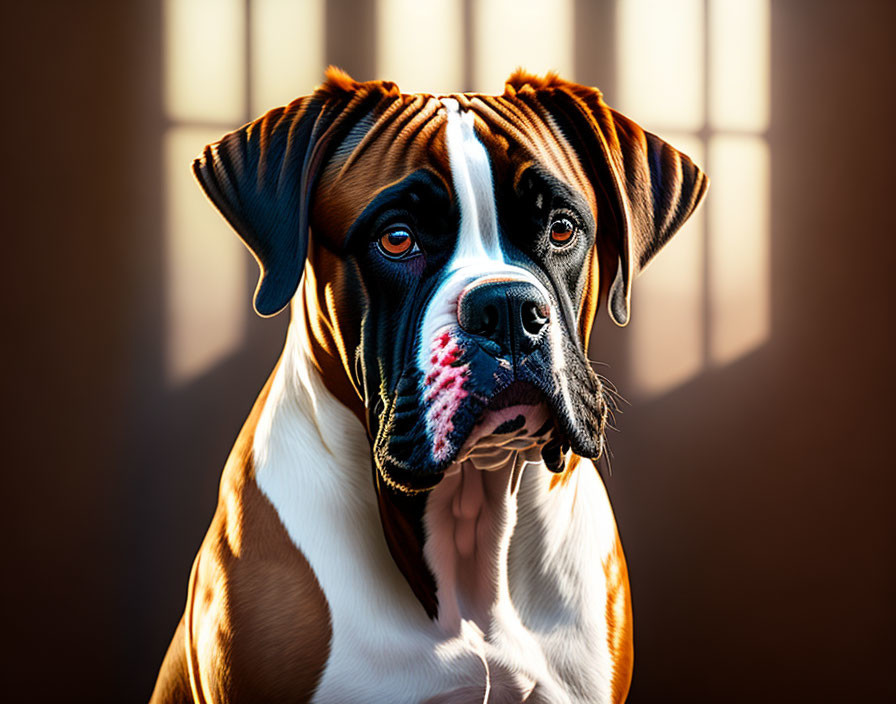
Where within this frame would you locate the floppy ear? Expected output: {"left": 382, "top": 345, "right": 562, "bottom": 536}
{"left": 193, "top": 95, "right": 335, "bottom": 316}
{"left": 591, "top": 103, "right": 708, "bottom": 326}
{"left": 528, "top": 81, "right": 708, "bottom": 326}
{"left": 194, "top": 69, "right": 403, "bottom": 316}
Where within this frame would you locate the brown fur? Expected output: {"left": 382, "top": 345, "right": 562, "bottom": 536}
{"left": 151, "top": 371, "right": 332, "bottom": 703}
{"left": 157, "top": 68, "right": 708, "bottom": 701}
{"left": 604, "top": 533, "right": 634, "bottom": 703}
{"left": 549, "top": 453, "right": 583, "bottom": 491}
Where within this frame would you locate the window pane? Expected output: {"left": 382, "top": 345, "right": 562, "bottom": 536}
{"left": 377, "top": 0, "right": 463, "bottom": 93}
{"left": 617, "top": 0, "right": 704, "bottom": 132}
{"left": 708, "top": 135, "right": 770, "bottom": 365}
{"left": 165, "top": 127, "right": 247, "bottom": 385}
{"left": 164, "top": 0, "right": 246, "bottom": 123}
{"left": 252, "top": 0, "right": 324, "bottom": 115}
{"left": 630, "top": 134, "right": 705, "bottom": 395}
{"left": 709, "top": 0, "right": 770, "bottom": 131}
{"left": 473, "top": 0, "right": 573, "bottom": 94}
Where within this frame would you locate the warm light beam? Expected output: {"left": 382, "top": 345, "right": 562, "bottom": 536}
{"left": 708, "top": 136, "right": 770, "bottom": 365}
{"left": 377, "top": 0, "right": 463, "bottom": 93}
{"left": 630, "top": 136, "right": 706, "bottom": 395}
{"left": 164, "top": 0, "right": 245, "bottom": 123}
{"left": 165, "top": 128, "right": 247, "bottom": 385}
{"left": 251, "top": 0, "right": 324, "bottom": 115}
{"left": 474, "top": 0, "right": 573, "bottom": 94}
{"left": 617, "top": 0, "right": 704, "bottom": 132}
{"left": 709, "top": 0, "right": 770, "bottom": 131}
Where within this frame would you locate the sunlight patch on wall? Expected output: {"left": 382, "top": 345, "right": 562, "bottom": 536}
{"left": 473, "top": 0, "right": 573, "bottom": 94}
{"left": 709, "top": 0, "right": 770, "bottom": 131}
{"left": 630, "top": 136, "right": 705, "bottom": 396}
{"left": 164, "top": 0, "right": 248, "bottom": 386}
{"left": 165, "top": 128, "right": 247, "bottom": 385}
{"left": 164, "top": 0, "right": 246, "bottom": 124}
{"left": 164, "top": 0, "right": 324, "bottom": 385}
{"left": 251, "top": 0, "right": 324, "bottom": 115}
{"left": 708, "top": 136, "right": 770, "bottom": 365}
{"left": 617, "top": 0, "right": 771, "bottom": 397}
{"left": 617, "top": 0, "right": 704, "bottom": 132}
{"left": 377, "top": 0, "right": 463, "bottom": 93}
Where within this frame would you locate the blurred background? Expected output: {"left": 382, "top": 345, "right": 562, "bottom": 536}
{"left": 3, "top": 0, "right": 894, "bottom": 700}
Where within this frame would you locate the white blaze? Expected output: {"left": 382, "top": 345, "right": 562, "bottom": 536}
{"left": 416, "top": 100, "right": 551, "bottom": 376}
{"left": 441, "top": 97, "right": 504, "bottom": 266}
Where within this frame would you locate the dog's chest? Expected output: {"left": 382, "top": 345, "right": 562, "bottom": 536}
{"left": 258, "top": 461, "right": 616, "bottom": 700}
{"left": 253, "top": 362, "right": 620, "bottom": 703}
{"left": 301, "top": 469, "right": 616, "bottom": 704}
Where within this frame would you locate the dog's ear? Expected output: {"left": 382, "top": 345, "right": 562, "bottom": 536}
{"left": 193, "top": 68, "right": 396, "bottom": 317}
{"left": 193, "top": 95, "right": 331, "bottom": 317}
{"left": 589, "top": 102, "right": 708, "bottom": 326}
{"left": 508, "top": 75, "right": 708, "bottom": 326}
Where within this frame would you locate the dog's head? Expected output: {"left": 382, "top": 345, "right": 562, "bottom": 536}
{"left": 195, "top": 68, "right": 706, "bottom": 614}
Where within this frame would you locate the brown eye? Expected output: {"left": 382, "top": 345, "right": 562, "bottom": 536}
{"left": 549, "top": 217, "right": 575, "bottom": 246}
{"left": 378, "top": 227, "right": 416, "bottom": 258}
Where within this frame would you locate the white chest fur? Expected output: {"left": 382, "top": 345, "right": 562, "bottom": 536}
{"left": 252, "top": 323, "right": 621, "bottom": 703}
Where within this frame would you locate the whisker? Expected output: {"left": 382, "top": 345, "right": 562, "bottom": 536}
{"left": 600, "top": 446, "right": 614, "bottom": 477}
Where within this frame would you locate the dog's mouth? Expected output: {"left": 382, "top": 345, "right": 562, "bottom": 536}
{"left": 373, "top": 378, "right": 546, "bottom": 493}
{"left": 369, "top": 320, "right": 609, "bottom": 493}
{"left": 373, "top": 358, "right": 605, "bottom": 494}
{"left": 369, "top": 337, "right": 610, "bottom": 620}
{"left": 453, "top": 382, "right": 554, "bottom": 470}
{"left": 486, "top": 379, "right": 544, "bottom": 409}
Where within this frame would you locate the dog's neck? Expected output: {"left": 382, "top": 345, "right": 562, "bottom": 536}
{"left": 267, "top": 312, "right": 366, "bottom": 461}
{"left": 270, "top": 304, "right": 531, "bottom": 636}
{"left": 424, "top": 458, "right": 527, "bottom": 634}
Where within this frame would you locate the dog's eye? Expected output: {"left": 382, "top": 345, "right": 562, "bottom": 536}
{"left": 377, "top": 226, "right": 418, "bottom": 259}
{"left": 549, "top": 217, "right": 576, "bottom": 246}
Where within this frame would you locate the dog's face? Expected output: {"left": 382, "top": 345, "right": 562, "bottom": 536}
{"left": 194, "top": 69, "right": 706, "bottom": 614}
{"left": 310, "top": 93, "right": 610, "bottom": 494}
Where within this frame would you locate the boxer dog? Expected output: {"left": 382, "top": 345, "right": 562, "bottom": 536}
{"left": 151, "top": 68, "right": 706, "bottom": 704}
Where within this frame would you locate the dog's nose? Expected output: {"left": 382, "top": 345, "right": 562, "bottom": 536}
{"left": 457, "top": 280, "right": 550, "bottom": 355}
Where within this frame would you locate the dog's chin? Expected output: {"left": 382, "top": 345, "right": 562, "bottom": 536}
{"left": 452, "top": 402, "right": 552, "bottom": 471}
{"left": 452, "top": 383, "right": 553, "bottom": 469}
{"left": 375, "top": 381, "right": 585, "bottom": 493}
{"left": 376, "top": 411, "right": 549, "bottom": 492}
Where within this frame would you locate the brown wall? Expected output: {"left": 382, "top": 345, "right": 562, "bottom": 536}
{"left": 2, "top": 1, "right": 893, "bottom": 701}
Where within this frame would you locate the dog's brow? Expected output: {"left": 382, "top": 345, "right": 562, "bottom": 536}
{"left": 340, "top": 169, "right": 451, "bottom": 250}
{"left": 517, "top": 166, "right": 596, "bottom": 231}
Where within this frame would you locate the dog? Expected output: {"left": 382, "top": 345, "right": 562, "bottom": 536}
{"left": 150, "top": 68, "right": 707, "bottom": 704}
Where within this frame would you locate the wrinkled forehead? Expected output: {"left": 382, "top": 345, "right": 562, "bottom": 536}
{"left": 312, "top": 92, "right": 595, "bottom": 245}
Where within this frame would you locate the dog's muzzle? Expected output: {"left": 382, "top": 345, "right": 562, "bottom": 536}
{"left": 457, "top": 280, "right": 551, "bottom": 357}
{"left": 372, "top": 272, "right": 608, "bottom": 494}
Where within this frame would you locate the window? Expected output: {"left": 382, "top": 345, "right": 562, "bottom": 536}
{"left": 163, "top": 0, "right": 769, "bottom": 395}
{"left": 616, "top": 0, "right": 770, "bottom": 396}
{"left": 376, "top": 0, "right": 573, "bottom": 94}
{"left": 164, "top": 0, "right": 324, "bottom": 385}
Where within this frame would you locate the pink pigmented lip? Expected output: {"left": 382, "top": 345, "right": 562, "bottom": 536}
{"left": 423, "top": 328, "right": 470, "bottom": 462}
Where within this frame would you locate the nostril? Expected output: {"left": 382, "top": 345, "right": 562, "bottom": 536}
{"left": 474, "top": 304, "right": 499, "bottom": 338}
{"left": 521, "top": 301, "right": 549, "bottom": 336}
{"left": 457, "top": 280, "right": 549, "bottom": 354}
